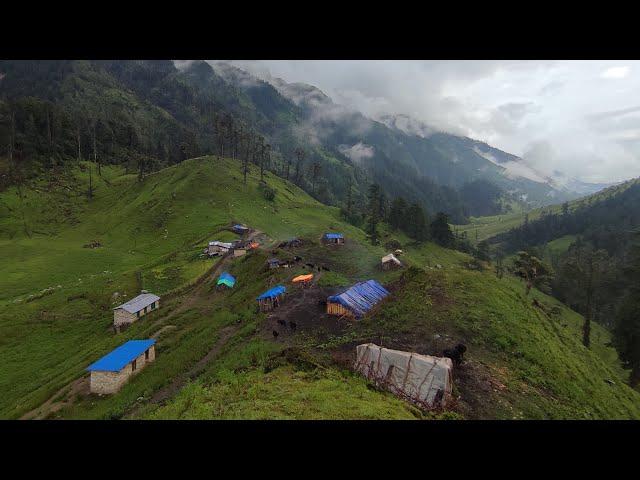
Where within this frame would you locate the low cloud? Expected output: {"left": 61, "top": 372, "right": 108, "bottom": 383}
{"left": 219, "top": 60, "right": 640, "bottom": 183}
{"left": 338, "top": 142, "right": 375, "bottom": 165}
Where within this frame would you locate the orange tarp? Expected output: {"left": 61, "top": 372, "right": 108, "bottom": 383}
{"left": 292, "top": 274, "right": 314, "bottom": 283}
{"left": 249, "top": 242, "right": 260, "bottom": 249}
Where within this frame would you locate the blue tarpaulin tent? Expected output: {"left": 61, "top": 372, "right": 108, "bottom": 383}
{"left": 257, "top": 285, "right": 286, "bottom": 300}
{"left": 327, "top": 280, "right": 389, "bottom": 318}
{"left": 323, "top": 233, "right": 344, "bottom": 240}
{"left": 87, "top": 339, "right": 156, "bottom": 372}
{"left": 233, "top": 224, "right": 249, "bottom": 234}
{"left": 217, "top": 272, "right": 236, "bottom": 288}
{"left": 256, "top": 285, "right": 286, "bottom": 312}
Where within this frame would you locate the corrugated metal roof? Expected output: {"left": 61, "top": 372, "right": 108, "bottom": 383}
{"left": 87, "top": 339, "right": 156, "bottom": 372}
{"left": 209, "top": 241, "right": 233, "bottom": 248}
{"left": 256, "top": 285, "right": 286, "bottom": 300}
{"left": 323, "top": 233, "right": 344, "bottom": 239}
{"left": 328, "top": 280, "right": 389, "bottom": 318}
{"left": 217, "top": 272, "right": 236, "bottom": 288}
{"left": 114, "top": 293, "right": 160, "bottom": 314}
{"left": 233, "top": 224, "right": 249, "bottom": 231}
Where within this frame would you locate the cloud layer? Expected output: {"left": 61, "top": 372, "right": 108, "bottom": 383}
{"left": 224, "top": 60, "right": 640, "bottom": 183}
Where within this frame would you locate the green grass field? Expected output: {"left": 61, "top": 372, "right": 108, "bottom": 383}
{"left": 2, "top": 156, "right": 639, "bottom": 420}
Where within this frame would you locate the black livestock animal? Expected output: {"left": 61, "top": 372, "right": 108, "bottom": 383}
{"left": 442, "top": 343, "right": 467, "bottom": 367}
{"left": 289, "top": 321, "right": 297, "bottom": 332}
{"left": 272, "top": 330, "right": 279, "bottom": 339}
{"left": 277, "top": 319, "right": 287, "bottom": 327}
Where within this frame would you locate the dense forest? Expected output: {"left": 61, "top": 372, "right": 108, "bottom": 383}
{"left": 491, "top": 181, "right": 640, "bottom": 385}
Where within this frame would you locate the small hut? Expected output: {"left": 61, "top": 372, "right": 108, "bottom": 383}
{"left": 267, "top": 258, "right": 280, "bottom": 269}
{"left": 326, "top": 280, "right": 389, "bottom": 318}
{"left": 206, "top": 241, "right": 233, "bottom": 257}
{"left": 233, "top": 240, "right": 260, "bottom": 257}
{"left": 87, "top": 339, "right": 156, "bottom": 395}
{"left": 322, "top": 232, "right": 345, "bottom": 245}
{"left": 232, "top": 224, "right": 250, "bottom": 236}
{"left": 216, "top": 272, "right": 236, "bottom": 289}
{"left": 381, "top": 253, "right": 403, "bottom": 270}
{"left": 113, "top": 292, "right": 160, "bottom": 331}
{"left": 256, "top": 285, "right": 286, "bottom": 312}
{"left": 292, "top": 273, "right": 314, "bottom": 288}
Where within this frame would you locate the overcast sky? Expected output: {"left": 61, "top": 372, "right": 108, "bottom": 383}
{"left": 227, "top": 60, "right": 640, "bottom": 184}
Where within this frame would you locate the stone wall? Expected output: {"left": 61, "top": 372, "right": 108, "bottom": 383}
{"left": 113, "top": 300, "right": 160, "bottom": 330}
{"left": 90, "top": 345, "right": 156, "bottom": 395}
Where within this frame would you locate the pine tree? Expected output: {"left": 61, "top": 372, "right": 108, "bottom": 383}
{"left": 430, "top": 212, "right": 454, "bottom": 247}
{"left": 366, "top": 183, "right": 382, "bottom": 245}
{"left": 615, "top": 232, "right": 640, "bottom": 385}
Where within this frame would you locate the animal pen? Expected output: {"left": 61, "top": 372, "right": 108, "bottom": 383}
{"left": 113, "top": 292, "right": 160, "bottom": 331}
{"left": 354, "top": 343, "right": 453, "bottom": 409}
{"left": 326, "top": 279, "right": 389, "bottom": 318}
{"left": 256, "top": 285, "right": 286, "bottom": 312}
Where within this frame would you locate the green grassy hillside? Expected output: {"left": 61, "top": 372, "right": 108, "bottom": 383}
{"left": 2, "top": 157, "right": 639, "bottom": 420}
{"left": 453, "top": 178, "right": 640, "bottom": 244}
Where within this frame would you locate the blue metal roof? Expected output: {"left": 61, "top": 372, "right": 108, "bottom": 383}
{"left": 323, "top": 233, "right": 344, "bottom": 239}
{"left": 87, "top": 339, "right": 156, "bottom": 372}
{"left": 233, "top": 224, "right": 249, "bottom": 231}
{"left": 217, "top": 272, "right": 236, "bottom": 287}
{"left": 256, "top": 285, "right": 286, "bottom": 301}
{"left": 327, "top": 280, "right": 389, "bottom": 318}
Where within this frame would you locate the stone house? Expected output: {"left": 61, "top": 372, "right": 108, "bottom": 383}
{"left": 113, "top": 292, "right": 160, "bottom": 331}
{"left": 87, "top": 339, "right": 156, "bottom": 394}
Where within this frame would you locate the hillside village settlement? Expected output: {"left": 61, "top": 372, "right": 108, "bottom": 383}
{"left": 84, "top": 223, "right": 458, "bottom": 409}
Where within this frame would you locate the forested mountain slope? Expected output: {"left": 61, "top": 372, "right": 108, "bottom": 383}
{"left": 0, "top": 60, "right": 596, "bottom": 225}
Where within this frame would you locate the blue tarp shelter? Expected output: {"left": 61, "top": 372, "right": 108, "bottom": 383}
{"left": 327, "top": 280, "right": 389, "bottom": 318}
{"left": 257, "top": 285, "right": 286, "bottom": 300}
{"left": 323, "top": 233, "right": 344, "bottom": 240}
{"left": 87, "top": 339, "right": 156, "bottom": 372}
{"left": 256, "top": 285, "right": 286, "bottom": 311}
{"left": 217, "top": 272, "right": 236, "bottom": 288}
{"left": 233, "top": 224, "right": 250, "bottom": 234}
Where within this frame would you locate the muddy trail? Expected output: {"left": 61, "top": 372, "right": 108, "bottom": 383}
{"left": 126, "top": 324, "right": 241, "bottom": 417}
{"left": 260, "top": 276, "right": 353, "bottom": 347}
{"left": 22, "top": 229, "right": 267, "bottom": 420}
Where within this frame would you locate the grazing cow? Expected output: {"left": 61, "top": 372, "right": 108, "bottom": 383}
{"left": 442, "top": 343, "right": 467, "bottom": 366}
{"left": 277, "top": 319, "right": 287, "bottom": 327}
{"left": 289, "top": 321, "right": 297, "bottom": 332}
{"left": 272, "top": 330, "right": 279, "bottom": 339}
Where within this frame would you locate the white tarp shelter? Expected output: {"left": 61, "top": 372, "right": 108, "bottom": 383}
{"left": 354, "top": 343, "right": 453, "bottom": 409}
{"left": 381, "top": 253, "right": 402, "bottom": 269}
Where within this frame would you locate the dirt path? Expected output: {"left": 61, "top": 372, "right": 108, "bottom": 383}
{"left": 22, "top": 228, "right": 267, "bottom": 420}
{"left": 126, "top": 324, "right": 240, "bottom": 418}
{"left": 21, "top": 376, "right": 89, "bottom": 420}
